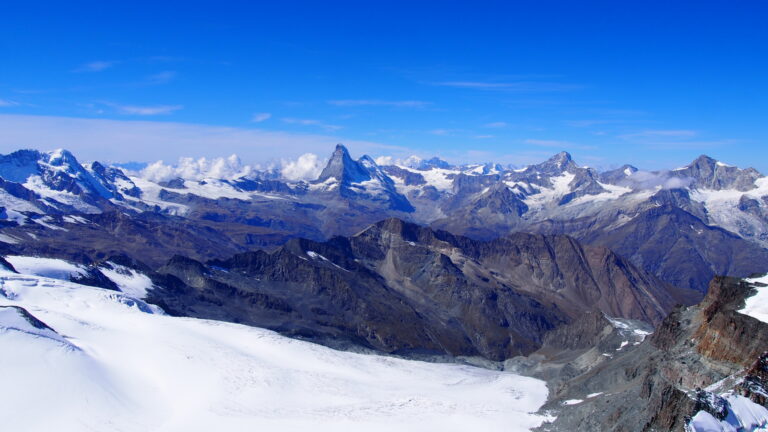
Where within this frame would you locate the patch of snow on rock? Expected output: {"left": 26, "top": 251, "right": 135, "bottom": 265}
{"left": 5, "top": 256, "right": 87, "bottom": 280}
{"left": 99, "top": 263, "right": 154, "bottom": 299}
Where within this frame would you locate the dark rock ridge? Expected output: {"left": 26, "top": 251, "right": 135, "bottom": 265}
{"left": 533, "top": 203, "right": 768, "bottom": 295}
{"left": 146, "top": 218, "right": 688, "bottom": 361}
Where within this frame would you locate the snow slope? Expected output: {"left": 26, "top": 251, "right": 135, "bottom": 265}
{"left": 5, "top": 255, "right": 88, "bottom": 280}
{"left": 98, "top": 261, "right": 155, "bottom": 299}
{"left": 740, "top": 274, "right": 768, "bottom": 324}
{"left": 0, "top": 264, "right": 550, "bottom": 432}
{"left": 689, "top": 394, "right": 768, "bottom": 432}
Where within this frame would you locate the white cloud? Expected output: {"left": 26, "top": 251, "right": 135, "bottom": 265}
{"left": 525, "top": 139, "right": 572, "bottom": 148}
{"left": 0, "top": 99, "right": 19, "bottom": 107}
{"left": 0, "top": 114, "right": 407, "bottom": 166}
{"left": 140, "top": 154, "right": 255, "bottom": 182}
{"left": 566, "top": 119, "right": 614, "bottom": 128}
{"left": 374, "top": 156, "right": 394, "bottom": 166}
{"left": 140, "top": 160, "right": 176, "bottom": 182}
{"left": 622, "top": 170, "right": 693, "bottom": 190}
{"left": 281, "top": 153, "right": 326, "bottom": 181}
{"left": 146, "top": 71, "right": 176, "bottom": 84}
{"left": 524, "top": 139, "right": 597, "bottom": 151}
{"left": 327, "top": 100, "right": 430, "bottom": 108}
{"left": 252, "top": 113, "right": 272, "bottom": 122}
{"left": 437, "top": 81, "right": 512, "bottom": 89}
{"left": 663, "top": 176, "right": 692, "bottom": 189}
{"left": 373, "top": 155, "right": 427, "bottom": 168}
{"left": 434, "top": 81, "right": 581, "bottom": 92}
{"left": 282, "top": 117, "right": 342, "bottom": 131}
{"left": 74, "top": 61, "right": 117, "bottom": 72}
{"left": 622, "top": 130, "right": 698, "bottom": 139}
{"left": 484, "top": 122, "right": 507, "bottom": 128}
{"left": 429, "top": 129, "right": 452, "bottom": 136}
{"left": 474, "top": 135, "right": 494, "bottom": 139}
{"left": 115, "top": 104, "right": 183, "bottom": 115}
{"left": 618, "top": 129, "right": 734, "bottom": 149}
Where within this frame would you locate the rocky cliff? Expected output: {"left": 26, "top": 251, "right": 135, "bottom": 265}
{"left": 535, "top": 275, "right": 768, "bottom": 431}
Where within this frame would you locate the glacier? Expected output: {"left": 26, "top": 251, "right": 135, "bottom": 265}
{"left": 0, "top": 259, "right": 551, "bottom": 432}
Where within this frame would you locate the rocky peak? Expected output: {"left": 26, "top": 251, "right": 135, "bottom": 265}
{"left": 315, "top": 144, "right": 370, "bottom": 184}
{"left": 599, "top": 164, "right": 639, "bottom": 184}
{"left": 0, "top": 148, "right": 118, "bottom": 201}
{"left": 312, "top": 145, "right": 414, "bottom": 212}
{"left": 473, "top": 183, "right": 529, "bottom": 216}
{"left": 672, "top": 154, "right": 763, "bottom": 191}
{"left": 0, "top": 149, "right": 48, "bottom": 183}
{"left": 355, "top": 217, "right": 442, "bottom": 245}
{"left": 534, "top": 151, "right": 576, "bottom": 175}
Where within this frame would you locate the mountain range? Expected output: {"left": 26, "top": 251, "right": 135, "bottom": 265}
{"left": 1, "top": 144, "right": 768, "bottom": 430}
{"left": 1, "top": 144, "right": 767, "bottom": 296}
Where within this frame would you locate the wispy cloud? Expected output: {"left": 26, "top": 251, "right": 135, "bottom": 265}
{"left": 0, "top": 114, "right": 411, "bottom": 164}
{"left": 618, "top": 129, "right": 734, "bottom": 149}
{"left": 434, "top": 81, "right": 581, "bottom": 92}
{"left": 429, "top": 129, "right": 454, "bottom": 136}
{"left": 74, "top": 60, "right": 118, "bottom": 73}
{"left": 146, "top": 71, "right": 176, "bottom": 84}
{"left": 282, "top": 117, "right": 342, "bottom": 131}
{"left": 525, "top": 139, "right": 573, "bottom": 148}
{"left": 474, "top": 135, "right": 494, "bottom": 139}
{"left": 484, "top": 122, "right": 508, "bottom": 128}
{"left": 327, "top": 100, "right": 430, "bottom": 108}
{"left": 112, "top": 104, "right": 184, "bottom": 115}
{"left": 621, "top": 129, "right": 698, "bottom": 139}
{"left": 0, "top": 99, "right": 19, "bottom": 107}
{"left": 566, "top": 119, "right": 615, "bottom": 128}
{"left": 252, "top": 113, "right": 272, "bottom": 122}
{"left": 524, "top": 139, "right": 597, "bottom": 150}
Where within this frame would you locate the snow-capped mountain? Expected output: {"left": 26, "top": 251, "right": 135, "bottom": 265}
{"left": 311, "top": 144, "right": 413, "bottom": 212}
{"left": 1, "top": 144, "right": 768, "bottom": 294}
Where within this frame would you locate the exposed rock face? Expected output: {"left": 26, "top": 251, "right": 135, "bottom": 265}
{"left": 535, "top": 275, "right": 768, "bottom": 432}
{"left": 572, "top": 205, "right": 768, "bottom": 294}
{"left": 147, "top": 218, "right": 686, "bottom": 361}
{"left": 313, "top": 144, "right": 414, "bottom": 212}
{"left": 430, "top": 183, "right": 529, "bottom": 240}
{"left": 671, "top": 155, "right": 763, "bottom": 191}
{"left": 741, "top": 352, "right": 768, "bottom": 406}
{"left": 693, "top": 278, "right": 768, "bottom": 365}
{"left": 599, "top": 164, "right": 638, "bottom": 184}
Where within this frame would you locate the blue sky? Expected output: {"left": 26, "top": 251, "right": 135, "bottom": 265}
{"left": 1, "top": 1, "right": 766, "bottom": 171}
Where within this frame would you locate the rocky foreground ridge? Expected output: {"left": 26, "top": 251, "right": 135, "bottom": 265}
{"left": 530, "top": 275, "right": 768, "bottom": 431}
{"left": 144, "top": 218, "right": 692, "bottom": 360}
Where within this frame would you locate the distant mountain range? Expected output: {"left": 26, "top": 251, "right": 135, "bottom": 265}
{"left": 1, "top": 144, "right": 767, "bottom": 295}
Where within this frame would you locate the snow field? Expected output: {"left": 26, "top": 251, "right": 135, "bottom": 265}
{"left": 0, "top": 264, "right": 550, "bottom": 432}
